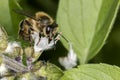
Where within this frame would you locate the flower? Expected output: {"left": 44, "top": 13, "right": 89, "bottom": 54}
{"left": 0, "top": 77, "right": 7, "bottom": 80}
{"left": 31, "top": 32, "right": 60, "bottom": 52}
{"left": 59, "top": 43, "right": 77, "bottom": 70}
{"left": 5, "top": 41, "right": 21, "bottom": 53}
{"left": 0, "top": 63, "right": 8, "bottom": 76}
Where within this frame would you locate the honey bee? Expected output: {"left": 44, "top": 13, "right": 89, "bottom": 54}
{"left": 14, "top": 10, "right": 58, "bottom": 45}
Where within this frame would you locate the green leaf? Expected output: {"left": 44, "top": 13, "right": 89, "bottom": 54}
{"left": 0, "top": 25, "right": 8, "bottom": 53}
{"left": 46, "top": 63, "right": 64, "bottom": 80}
{"left": 57, "top": 0, "right": 119, "bottom": 64}
{"left": 0, "top": 0, "right": 13, "bottom": 36}
{"left": 60, "top": 63, "right": 120, "bottom": 80}
{"left": 0, "top": 0, "right": 24, "bottom": 39}
{"left": 9, "top": 0, "right": 24, "bottom": 38}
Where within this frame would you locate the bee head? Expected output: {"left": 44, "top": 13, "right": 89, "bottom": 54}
{"left": 45, "top": 22, "right": 58, "bottom": 40}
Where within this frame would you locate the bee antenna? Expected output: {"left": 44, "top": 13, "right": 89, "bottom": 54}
{"left": 58, "top": 33, "right": 69, "bottom": 43}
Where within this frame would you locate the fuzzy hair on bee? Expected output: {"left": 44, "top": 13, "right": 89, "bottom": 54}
{"left": 18, "top": 19, "right": 34, "bottom": 42}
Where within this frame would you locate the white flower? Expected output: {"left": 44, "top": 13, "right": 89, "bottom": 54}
{"left": 21, "top": 77, "right": 27, "bottom": 80}
{"left": 5, "top": 41, "right": 21, "bottom": 53}
{"left": 31, "top": 32, "right": 60, "bottom": 52}
{"left": 0, "top": 77, "right": 7, "bottom": 80}
{"left": 59, "top": 43, "right": 77, "bottom": 70}
{"left": 0, "top": 63, "right": 8, "bottom": 76}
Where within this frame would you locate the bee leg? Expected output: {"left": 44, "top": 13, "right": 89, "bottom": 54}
{"left": 54, "top": 33, "right": 61, "bottom": 43}
{"left": 29, "top": 37, "right": 32, "bottom": 46}
{"left": 48, "top": 37, "right": 52, "bottom": 43}
{"left": 36, "top": 38, "right": 40, "bottom": 46}
{"left": 50, "top": 33, "right": 60, "bottom": 50}
{"left": 53, "top": 37, "right": 56, "bottom": 50}
{"left": 28, "top": 29, "right": 33, "bottom": 46}
{"left": 37, "top": 33, "right": 41, "bottom": 45}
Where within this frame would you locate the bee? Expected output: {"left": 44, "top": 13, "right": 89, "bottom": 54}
{"left": 14, "top": 10, "right": 58, "bottom": 45}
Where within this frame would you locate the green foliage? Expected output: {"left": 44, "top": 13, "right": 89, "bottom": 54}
{"left": 45, "top": 63, "right": 64, "bottom": 80}
{"left": 57, "top": 0, "right": 119, "bottom": 64}
{"left": 0, "top": 0, "right": 12, "bottom": 36}
{"left": 0, "top": 0, "right": 120, "bottom": 80}
{"left": 60, "top": 63, "right": 120, "bottom": 80}
{"left": 9, "top": 0, "right": 24, "bottom": 38}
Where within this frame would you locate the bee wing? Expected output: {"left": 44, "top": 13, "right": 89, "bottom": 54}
{"left": 13, "top": 9, "right": 37, "bottom": 20}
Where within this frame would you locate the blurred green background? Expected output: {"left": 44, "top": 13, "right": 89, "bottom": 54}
{"left": 19, "top": 0, "right": 59, "bottom": 18}
{"left": 0, "top": 0, "right": 120, "bottom": 68}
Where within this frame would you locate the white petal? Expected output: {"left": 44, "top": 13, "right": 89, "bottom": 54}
{"left": 21, "top": 77, "right": 27, "bottom": 80}
{"left": 34, "top": 37, "right": 49, "bottom": 52}
{"left": 32, "top": 32, "right": 59, "bottom": 52}
{"left": 5, "top": 41, "right": 21, "bottom": 53}
{"left": 0, "top": 63, "right": 8, "bottom": 76}
{"left": 0, "top": 77, "right": 7, "bottom": 80}
{"left": 59, "top": 43, "right": 77, "bottom": 70}
{"left": 4, "top": 42, "right": 13, "bottom": 53}
{"left": 68, "top": 44, "right": 77, "bottom": 61}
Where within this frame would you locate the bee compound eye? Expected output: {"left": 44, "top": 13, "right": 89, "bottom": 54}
{"left": 46, "top": 26, "right": 51, "bottom": 34}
